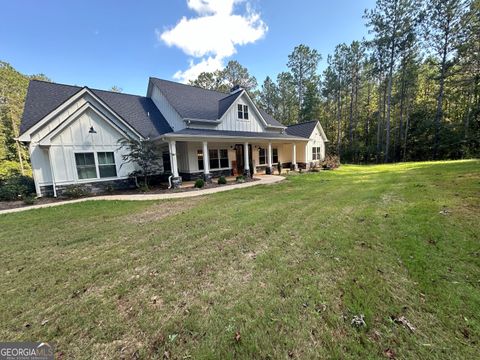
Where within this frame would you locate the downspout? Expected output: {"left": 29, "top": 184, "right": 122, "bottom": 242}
{"left": 47, "top": 147, "right": 57, "bottom": 197}
{"left": 168, "top": 175, "right": 173, "bottom": 189}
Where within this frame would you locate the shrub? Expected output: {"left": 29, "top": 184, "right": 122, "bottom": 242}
{"left": 61, "top": 185, "right": 90, "bottom": 198}
{"left": 0, "top": 160, "right": 22, "bottom": 180}
{"left": 321, "top": 155, "right": 341, "bottom": 170}
{"left": 236, "top": 175, "right": 245, "bottom": 183}
{"left": 217, "top": 176, "right": 227, "bottom": 185}
{"left": 22, "top": 195, "right": 36, "bottom": 205}
{"left": 0, "top": 174, "right": 35, "bottom": 201}
{"left": 194, "top": 179, "right": 205, "bottom": 188}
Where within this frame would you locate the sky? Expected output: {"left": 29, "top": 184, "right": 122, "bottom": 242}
{"left": 0, "top": 0, "right": 376, "bottom": 96}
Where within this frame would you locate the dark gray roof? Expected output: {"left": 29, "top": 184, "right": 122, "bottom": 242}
{"left": 218, "top": 91, "right": 243, "bottom": 118}
{"left": 286, "top": 120, "right": 318, "bottom": 139}
{"left": 150, "top": 77, "right": 285, "bottom": 127}
{"left": 20, "top": 80, "right": 172, "bottom": 138}
{"left": 163, "top": 128, "right": 304, "bottom": 140}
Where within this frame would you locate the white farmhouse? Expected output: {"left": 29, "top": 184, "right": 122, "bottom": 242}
{"left": 19, "top": 78, "right": 328, "bottom": 196}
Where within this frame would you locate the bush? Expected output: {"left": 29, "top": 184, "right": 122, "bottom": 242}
{"left": 194, "top": 179, "right": 205, "bottom": 188}
{"left": 0, "top": 160, "right": 22, "bottom": 180}
{"left": 321, "top": 155, "right": 341, "bottom": 170}
{"left": 217, "top": 176, "right": 227, "bottom": 185}
{"left": 22, "top": 195, "right": 36, "bottom": 205}
{"left": 0, "top": 174, "right": 36, "bottom": 201}
{"left": 236, "top": 175, "right": 245, "bottom": 183}
{"left": 61, "top": 185, "right": 90, "bottom": 198}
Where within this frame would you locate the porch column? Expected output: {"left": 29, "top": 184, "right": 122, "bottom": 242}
{"left": 266, "top": 142, "right": 273, "bottom": 175}
{"left": 305, "top": 143, "right": 309, "bottom": 170}
{"left": 169, "top": 140, "right": 182, "bottom": 188}
{"left": 202, "top": 141, "right": 212, "bottom": 183}
{"left": 292, "top": 143, "right": 298, "bottom": 171}
{"left": 244, "top": 142, "right": 250, "bottom": 177}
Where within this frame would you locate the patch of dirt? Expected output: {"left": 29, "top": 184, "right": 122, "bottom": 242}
{"left": 126, "top": 197, "right": 204, "bottom": 224}
{"left": 0, "top": 197, "right": 58, "bottom": 210}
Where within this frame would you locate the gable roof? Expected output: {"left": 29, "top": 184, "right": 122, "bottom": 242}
{"left": 285, "top": 120, "right": 319, "bottom": 139}
{"left": 20, "top": 80, "right": 172, "bottom": 138}
{"left": 149, "top": 77, "right": 285, "bottom": 128}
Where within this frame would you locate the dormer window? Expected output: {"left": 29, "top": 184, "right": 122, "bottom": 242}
{"left": 238, "top": 104, "right": 249, "bottom": 119}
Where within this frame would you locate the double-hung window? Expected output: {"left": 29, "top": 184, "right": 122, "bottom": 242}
{"left": 209, "top": 149, "right": 219, "bottom": 170}
{"left": 238, "top": 104, "right": 249, "bottom": 119}
{"left": 272, "top": 148, "right": 279, "bottom": 164}
{"left": 198, "top": 148, "right": 229, "bottom": 170}
{"left": 97, "top": 152, "right": 117, "bottom": 178}
{"left": 75, "top": 152, "right": 117, "bottom": 180}
{"left": 197, "top": 150, "right": 204, "bottom": 170}
{"left": 312, "top": 147, "right": 321, "bottom": 160}
{"left": 75, "top": 153, "right": 97, "bottom": 179}
{"left": 259, "top": 148, "right": 267, "bottom": 165}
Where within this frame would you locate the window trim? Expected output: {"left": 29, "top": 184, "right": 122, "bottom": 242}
{"left": 74, "top": 151, "right": 119, "bottom": 182}
{"left": 272, "top": 148, "right": 279, "bottom": 164}
{"left": 197, "top": 148, "right": 230, "bottom": 171}
{"left": 312, "top": 146, "right": 321, "bottom": 161}
{"left": 237, "top": 103, "right": 249, "bottom": 120}
{"left": 258, "top": 148, "right": 266, "bottom": 165}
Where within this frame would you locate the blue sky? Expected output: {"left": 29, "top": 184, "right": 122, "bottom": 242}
{"left": 0, "top": 0, "right": 375, "bottom": 95}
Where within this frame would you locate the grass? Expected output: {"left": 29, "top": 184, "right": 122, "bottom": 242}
{"left": 0, "top": 160, "right": 479, "bottom": 359}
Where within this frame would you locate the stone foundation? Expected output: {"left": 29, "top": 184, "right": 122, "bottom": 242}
{"left": 179, "top": 169, "right": 231, "bottom": 181}
{"left": 40, "top": 178, "right": 136, "bottom": 197}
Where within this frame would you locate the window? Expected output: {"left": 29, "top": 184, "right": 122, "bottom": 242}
{"left": 197, "top": 150, "right": 204, "bottom": 170}
{"left": 162, "top": 151, "right": 171, "bottom": 173}
{"left": 272, "top": 148, "right": 279, "bottom": 164}
{"left": 259, "top": 148, "right": 266, "bottom": 165}
{"left": 312, "top": 147, "right": 321, "bottom": 160}
{"left": 209, "top": 149, "right": 219, "bottom": 170}
{"left": 238, "top": 104, "right": 249, "bottom": 119}
{"left": 219, "top": 149, "right": 229, "bottom": 168}
{"left": 199, "top": 148, "right": 229, "bottom": 170}
{"left": 75, "top": 153, "right": 97, "bottom": 179}
{"left": 97, "top": 152, "right": 117, "bottom": 178}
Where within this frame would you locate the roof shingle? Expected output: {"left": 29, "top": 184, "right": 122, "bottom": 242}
{"left": 20, "top": 80, "right": 172, "bottom": 138}
{"left": 285, "top": 120, "right": 319, "bottom": 139}
{"left": 150, "top": 77, "right": 285, "bottom": 127}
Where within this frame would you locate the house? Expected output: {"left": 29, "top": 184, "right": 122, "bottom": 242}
{"left": 18, "top": 78, "right": 329, "bottom": 197}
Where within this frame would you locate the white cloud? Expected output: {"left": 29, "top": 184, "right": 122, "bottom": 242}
{"left": 157, "top": 0, "right": 267, "bottom": 83}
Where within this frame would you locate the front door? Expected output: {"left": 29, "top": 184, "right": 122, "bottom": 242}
{"left": 235, "top": 144, "right": 253, "bottom": 175}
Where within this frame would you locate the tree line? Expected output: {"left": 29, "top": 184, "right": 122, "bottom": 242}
{"left": 191, "top": 0, "right": 479, "bottom": 163}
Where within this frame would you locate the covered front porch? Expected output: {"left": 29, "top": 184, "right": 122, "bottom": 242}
{"left": 158, "top": 132, "right": 308, "bottom": 187}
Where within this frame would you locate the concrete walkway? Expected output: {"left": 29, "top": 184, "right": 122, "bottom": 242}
{"left": 0, "top": 175, "right": 285, "bottom": 215}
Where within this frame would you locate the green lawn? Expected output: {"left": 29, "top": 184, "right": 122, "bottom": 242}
{"left": 0, "top": 160, "right": 479, "bottom": 359}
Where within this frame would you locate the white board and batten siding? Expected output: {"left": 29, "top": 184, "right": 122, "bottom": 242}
{"left": 149, "top": 85, "right": 185, "bottom": 132}
{"left": 216, "top": 96, "right": 265, "bottom": 133}
{"left": 305, "top": 124, "right": 326, "bottom": 163}
{"left": 28, "top": 95, "right": 140, "bottom": 195}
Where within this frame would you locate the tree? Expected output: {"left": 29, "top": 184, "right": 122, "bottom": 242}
{"left": 188, "top": 70, "right": 229, "bottom": 92}
{"left": 117, "top": 138, "right": 162, "bottom": 189}
{"left": 110, "top": 85, "right": 123, "bottom": 93}
{"left": 287, "top": 45, "right": 321, "bottom": 122}
{"left": 276, "top": 72, "right": 298, "bottom": 125}
{"left": 424, "top": 0, "right": 469, "bottom": 158}
{"left": 259, "top": 76, "right": 279, "bottom": 115}
{"left": 188, "top": 60, "right": 257, "bottom": 93}
{"left": 221, "top": 60, "right": 258, "bottom": 92}
{"left": 365, "top": 0, "right": 420, "bottom": 162}
{"left": 0, "top": 62, "right": 49, "bottom": 175}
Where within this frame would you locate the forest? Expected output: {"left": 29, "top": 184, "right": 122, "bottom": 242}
{"left": 0, "top": 0, "right": 478, "bottom": 176}
{"left": 190, "top": 0, "right": 479, "bottom": 163}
